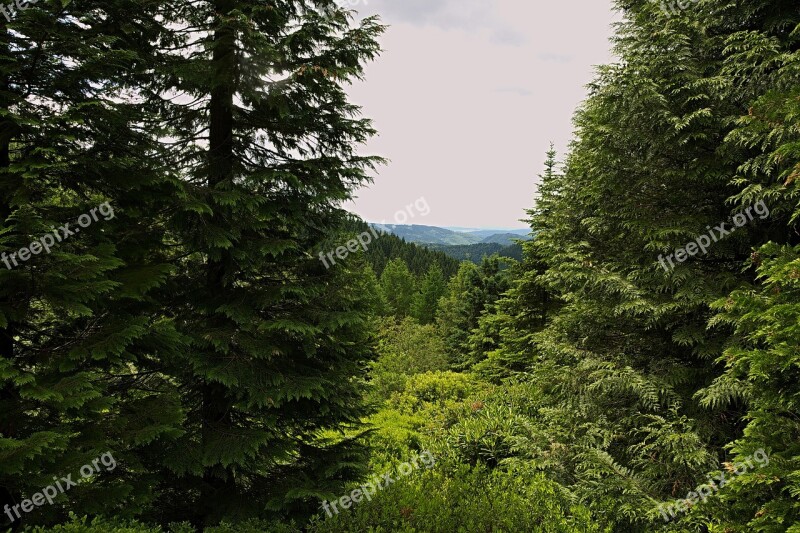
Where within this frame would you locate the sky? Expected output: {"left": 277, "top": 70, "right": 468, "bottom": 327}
{"left": 343, "top": 0, "right": 620, "bottom": 229}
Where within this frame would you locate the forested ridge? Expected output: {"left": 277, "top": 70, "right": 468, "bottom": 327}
{"left": 1, "top": 0, "right": 799, "bottom": 532}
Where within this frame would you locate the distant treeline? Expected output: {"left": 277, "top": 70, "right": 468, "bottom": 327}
{"left": 342, "top": 218, "right": 460, "bottom": 278}
{"left": 423, "top": 242, "right": 523, "bottom": 263}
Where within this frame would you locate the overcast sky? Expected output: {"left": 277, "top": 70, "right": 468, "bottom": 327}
{"left": 343, "top": 0, "right": 619, "bottom": 229}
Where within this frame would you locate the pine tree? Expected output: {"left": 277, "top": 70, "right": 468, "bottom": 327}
{"left": 134, "top": 0, "right": 385, "bottom": 525}
{"left": 380, "top": 258, "right": 416, "bottom": 318}
{"left": 0, "top": 0, "right": 184, "bottom": 527}
{"left": 411, "top": 263, "right": 446, "bottom": 325}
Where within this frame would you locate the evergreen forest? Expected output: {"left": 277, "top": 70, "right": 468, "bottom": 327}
{"left": 1, "top": 0, "right": 799, "bottom": 531}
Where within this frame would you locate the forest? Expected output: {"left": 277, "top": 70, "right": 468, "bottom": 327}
{"left": 1, "top": 0, "right": 799, "bottom": 532}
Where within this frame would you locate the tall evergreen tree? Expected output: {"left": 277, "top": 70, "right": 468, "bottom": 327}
{"left": 495, "top": 1, "right": 786, "bottom": 529}
{"left": 380, "top": 258, "right": 415, "bottom": 319}
{"left": 698, "top": 3, "right": 800, "bottom": 528}
{"left": 136, "top": 0, "right": 385, "bottom": 525}
{"left": 477, "top": 147, "right": 558, "bottom": 379}
{"left": 0, "top": 0, "right": 184, "bottom": 528}
{"left": 411, "top": 262, "right": 446, "bottom": 325}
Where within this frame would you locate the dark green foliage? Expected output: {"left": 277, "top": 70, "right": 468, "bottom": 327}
{"left": 355, "top": 224, "right": 459, "bottom": 279}
{"left": 0, "top": 0, "right": 184, "bottom": 527}
{"left": 424, "top": 242, "right": 524, "bottom": 263}
{"left": 139, "top": 1, "right": 385, "bottom": 526}
{"left": 7, "top": 0, "right": 800, "bottom": 531}
{"left": 2, "top": 0, "right": 386, "bottom": 529}
{"left": 475, "top": 1, "right": 800, "bottom": 531}
{"left": 437, "top": 256, "right": 514, "bottom": 370}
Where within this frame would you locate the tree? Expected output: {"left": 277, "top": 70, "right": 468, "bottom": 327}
{"left": 436, "top": 256, "right": 512, "bottom": 370}
{"left": 117, "top": 0, "right": 384, "bottom": 526}
{"left": 492, "top": 1, "right": 781, "bottom": 529}
{"left": 476, "top": 147, "right": 560, "bottom": 380}
{"left": 412, "top": 263, "right": 447, "bottom": 324}
{"left": 0, "top": 0, "right": 185, "bottom": 528}
{"left": 380, "top": 258, "right": 416, "bottom": 318}
{"left": 697, "top": 6, "right": 800, "bottom": 527}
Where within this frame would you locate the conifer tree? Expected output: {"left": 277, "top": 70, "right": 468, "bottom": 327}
{"left": 496, "top": 1, "right": 778, "bottom": 528}
{"left": 698, "top": 4, "right": 800, "bottom": 528}
{"left": 411, "top": 263, "right": 446, "bottom": 325}
{"left": 477, "top": 147, "right": 558, "bottom": 379}
{"left": 380, "top": 258, "right": 416, "bottom": 318}
{"left": 137, "top": 0, "right": 385, "bottom": 525}
{"left": 0, "top": 0, "right": 184, "bottom": 527}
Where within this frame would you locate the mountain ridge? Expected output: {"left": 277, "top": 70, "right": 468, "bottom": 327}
{"left": 371, "top": 223, "right": 531, "bottom": 246}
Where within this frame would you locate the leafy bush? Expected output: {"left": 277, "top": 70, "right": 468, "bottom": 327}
{"left": 369, "top": 319, "right": 449, "bottom": 403}
{"left": 306, "top": 460, "right": 608, "bottom": 533}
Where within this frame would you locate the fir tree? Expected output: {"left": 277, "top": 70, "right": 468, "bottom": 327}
{"left": 0, "top": 0, "right": 184, "bottom": 527}
{"left": 380, "top": 258, "right": 416, "bottom": 319}
{"left": 136, "top": 0, "right": 385, "bottom": 525}
{"left": 411, "top": 263, "right": 446, "bottom": 325}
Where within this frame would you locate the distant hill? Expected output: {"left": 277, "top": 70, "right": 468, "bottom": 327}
{"left": 340, "top": 218, "right": 460, "bottom": 278}
{"left": 372, "top": 224, "right": 483, "bottom": 245}
{"left": 371, "top": 224, "right": 531, "bottom": 246}
{"left": 442, "top": 227, "right": 531, "bottom": 239}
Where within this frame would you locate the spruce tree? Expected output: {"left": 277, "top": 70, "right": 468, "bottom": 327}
{"left": 380, "top": 258, "right": 415, "bottom": 319}
{"left": 137, "top": 0, "right": 385, "bottom": 525}
{"left": 411, "top": 263, "right": 446, "bottom": 325}
{"left": 0, "top": 0, "right": 184, "bottom": 527}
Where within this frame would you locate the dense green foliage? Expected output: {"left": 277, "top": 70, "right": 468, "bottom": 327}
{"left": 424, "top": 242, "right": 524, "bottom": 263}
{"left": 4, "top": 0, "right": 800, "bottom": 531}
{"left": 340, "top": 218, "right": 460, "bottom": 278}
{"left": 2, "top": 0, "right": 385, "bottom": 530}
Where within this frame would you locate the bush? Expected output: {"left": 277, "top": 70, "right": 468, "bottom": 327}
{"left": 306, "top": 460, "right": 607, "bottom": 533}
{"left": 369, "top": 319, "right": 449, "bottom": 403}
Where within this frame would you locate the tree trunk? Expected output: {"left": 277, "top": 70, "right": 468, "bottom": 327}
{"left": 200, "top": 0, "right": 237, "bottom": 524}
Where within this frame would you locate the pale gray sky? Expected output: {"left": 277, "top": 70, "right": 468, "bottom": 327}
{"left": 345, "top": 0, "right": 619, "bottom": 228}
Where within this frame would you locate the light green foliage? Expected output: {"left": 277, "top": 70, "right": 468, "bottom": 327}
{"left": 307, "top": 460, "right": 607, "bottom": 533}
{"left": 411, "top": 263, "right": 447, "bottom": 325}
{"left": 380, "top": 259, "right": 417, "bottom": 318}
{"left": 369, "top": 318, "right": 449, "bottom": 402}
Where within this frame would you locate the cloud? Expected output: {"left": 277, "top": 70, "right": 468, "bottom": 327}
{"left": 360, "top": 0, "right": 523, "bottom": 45}
{"left": 346, "top": 0, "right": 619, "bottom": 227}
{"left": 363, "top": 0, "right": 489, "bottom": 28}
{"left": 490, "top": 29, "right": 528, "bottom": 47}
